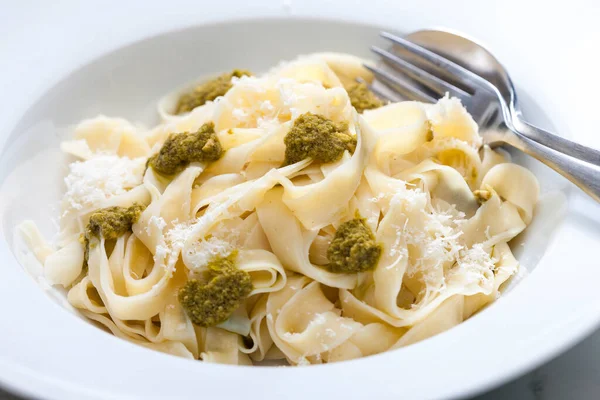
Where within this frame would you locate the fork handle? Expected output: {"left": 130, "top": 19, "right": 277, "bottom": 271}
{"left": 502, "top": 129, "right": 600, "bottom": 202}
{"left": 512, "top": 115, "right": 600, "bottom": 167}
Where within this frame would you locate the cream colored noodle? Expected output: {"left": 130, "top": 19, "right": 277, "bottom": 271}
{"left": 17, "top": 53, "right": 539, "bottom": 365}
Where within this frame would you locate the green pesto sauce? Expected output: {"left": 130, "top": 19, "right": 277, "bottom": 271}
{"left": 283, "top": 112, "right": 356, "bottom": 165}
{"left": 345, "top": 82, "right": 383, "bottom": 113}
{"left": 148, "top": 122, "right": 223, "bottom": 176}
{"left": 324, "top": 218, "right": 382, "bottom": 273}
{"left": 83, "top": 203, "right": 145, "bottom": 263}
{"left": 178, "top": 251, "right": 253, "bottom": 327}
{"left": 175, "top": 69, "right": 252, "bottom": 115}
{"left": 86, "top": 204, "right": 145, "bottom": 241}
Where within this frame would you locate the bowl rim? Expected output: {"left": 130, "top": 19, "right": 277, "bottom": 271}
{"left": 1, "top": 1, "right": 600, "bottom": 399}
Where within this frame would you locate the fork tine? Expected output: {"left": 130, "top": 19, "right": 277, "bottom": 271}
{"left": 367, "top": 83, "right": 396, "bottom": 103}
{"left": 355, "top": 77, "right": 396, "bottom": 102}
{"left": 371, "top": 45, "right": 471, "bottom": 99}
{"left": 363, "top": 64, "right": 437, "bottom": 103}
{"left": 380, "top": 31, "right": 494, "bottom": 91}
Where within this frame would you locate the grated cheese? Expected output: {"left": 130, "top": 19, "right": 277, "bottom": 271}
{"left": 385, "top": 181, "right": 498, "bottom": 298}
{"left": 154, "top": 244, "right": 169, "bottom": 265}
{"left": 449, "top": 243, "right": 496, "bottom": 291}
{"left": 62, "top": 155, "right": 144, "bottom": 214}
{"left": 312, "top": 313, "right": 326, "bottom": 325}
{"left": 259, "top": 100, "right": 275, "bottom": 113}
{"left": 388, "top": 184, "right": 493, "bottom": 295}
{"left": 147, "top": 216, "right": 167, "bottom": 235}
{"left": 161, "top": 219, "right": 241, "bottom": 271}
{"left": 185, "top": 236, "right": 234, "bottom": 270}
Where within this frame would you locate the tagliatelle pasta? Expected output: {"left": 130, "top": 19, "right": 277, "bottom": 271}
{"left": 17, "top": 53, "right": 539, "bottom": 366}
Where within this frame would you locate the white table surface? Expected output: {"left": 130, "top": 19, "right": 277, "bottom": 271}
{"left": 1, "top": 326, "right": 599, "bottom": 399}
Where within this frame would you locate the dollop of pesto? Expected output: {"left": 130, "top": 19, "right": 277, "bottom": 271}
{"left": 175, "top": 69, "right": 252, "bottom": 114}
{"left": 86, "top": 204, "right": 145, "bottom": 241}
{"left": 83, "top": 203, "right": 145, "bottom": 263}
{"left": 345, "top": 82, "right": 383, "bottom": 113}
{"left": 324, "top": 218, "right": 382, "bottom": 273}
{"left": 283, "top": 112, "right": 356, "bottom": 165}
{"left": 179, "top": 251, "right": 253, "bottom": 327}
{"left": 148, "top": 122, "right": 223, "bottom": 175}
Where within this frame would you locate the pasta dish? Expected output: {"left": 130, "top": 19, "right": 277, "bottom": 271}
{"left": 18, "top": 53, "right": 539, "bottom": 365}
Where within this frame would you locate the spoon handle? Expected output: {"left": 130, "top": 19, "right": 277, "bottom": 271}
{"left": 512, "top": 116, "right": 600, "bottom": 166}
{"left": 501, "top": 129, "right": 600, "bottom": 202}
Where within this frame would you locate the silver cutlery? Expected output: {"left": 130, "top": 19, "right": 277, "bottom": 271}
{"left": 366, "top": 30, "right": 600, "bottom": 202}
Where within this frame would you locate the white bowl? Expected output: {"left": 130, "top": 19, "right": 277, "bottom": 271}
{"left": 1, "top": 1, "right": 600, "bottom": 399}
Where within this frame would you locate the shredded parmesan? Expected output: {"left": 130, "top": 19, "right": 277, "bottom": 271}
{"left": 160, "top": 219, "right": 241, "bottom": 272}
{"left": 449, "top": 243, "right": 497, "bottom": 291}
{"left": 147, "top": 216, "right": 167, "bottom": 234}
{"left": 185, "top": 237, "right": 234, "bottom": 269}
{"left": 62, "top": 155, "right": 144, "bottom": 215}
{"left": 388, "top": 185, "right": 471, "bottom": 295}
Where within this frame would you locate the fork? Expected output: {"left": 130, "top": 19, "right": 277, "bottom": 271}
{"left": 365, "top": 31, "right": 600, "bottom": 202}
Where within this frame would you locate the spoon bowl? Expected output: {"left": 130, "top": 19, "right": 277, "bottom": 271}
{"left": 404, "top": 29, "right": 515, "bottom": 107}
